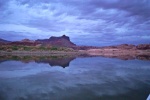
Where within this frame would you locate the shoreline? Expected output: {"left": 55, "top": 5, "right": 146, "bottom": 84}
{"left": 0, "top": 50, "right": 81, "bottom": 56}
{"left": 0, "top": 49, "right": 150, "bottom": 61}
{"left": 1, "top": 48, "right": 150, "bottom": 56}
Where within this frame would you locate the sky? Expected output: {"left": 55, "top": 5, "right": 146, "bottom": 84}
{"left": 0, "top": 0, "right": 150, "bottom": 46}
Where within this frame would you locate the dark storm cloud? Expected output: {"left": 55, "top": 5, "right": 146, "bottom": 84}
{"left": 89, "top": 0, "right": 150, "bottom": 16}
{"left": 0, "top": 0, "right": 150, "bottom": 46}
{"left": 16, "top": 0, "right": 150, "bottom": 19}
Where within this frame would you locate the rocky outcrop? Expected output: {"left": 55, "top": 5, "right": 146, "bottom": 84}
{"left": 100, "top": 44, "right": 150, "bottom": 50}
{"left": 72, "top": 46, "right": 99, "bottom": 50}
{"left": 9, "top": 39, "right": 39, "bottom": 46}
{"left": 117, "top": 44, "right": 136, "bottom": 49}
{"left": 21, "top": 39, "right": 34, "bottom": 43}
{"left": 50, "top": 35, "right": 70, "bottom": 41}
{"left": 9, "top": 42, "right": 39, "bottom": 46}
{"left": 36, "top": 35, "right": 76, "bottom": 47}
{"left": 101, "top": 44, "right": 136, "bottom": 50}
{"left": 136, "top": 44, "right": 150, "bottom": 50}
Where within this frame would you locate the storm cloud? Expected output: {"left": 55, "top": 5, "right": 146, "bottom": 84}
{"left": 0, "top": 0, "right": 150, "bottom": 46}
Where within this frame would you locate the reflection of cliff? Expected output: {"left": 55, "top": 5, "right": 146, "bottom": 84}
{"left": 35, "top": 57, "right": 75, "bottom": 68}
{"left": 0, "top": 54, "right": 150, "bottom": 67}
{"left": 0, "top": 56, "right": 76, "bottom": 68}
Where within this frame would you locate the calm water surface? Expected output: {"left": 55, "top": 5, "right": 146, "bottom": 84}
{"left": 0, "top": 57, "right": 150, "bottom": 100}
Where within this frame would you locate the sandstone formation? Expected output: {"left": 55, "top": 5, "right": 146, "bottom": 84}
{"left": 36, "top": 35, "right": 76, "bottom": 47}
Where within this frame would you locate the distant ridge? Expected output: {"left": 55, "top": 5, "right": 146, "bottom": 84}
{"left": 0, "top": 38, "right": 11, "bottom": 43}
{"left": 1, "top": 35, "right": 150, "bottom": 50}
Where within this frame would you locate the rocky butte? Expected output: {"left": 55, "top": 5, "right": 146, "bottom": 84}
{"left": 0, "top": 35, "right": 76, "bottom": 47}
{"left": 36, "top": 35, "right": 76, "bottom": 47}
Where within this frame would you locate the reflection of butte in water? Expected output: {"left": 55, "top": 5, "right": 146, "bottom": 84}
{"left": 0, "top": 56, "right": 76, "bottom": 68}
{"left": 35, "top": 57, "right": 76, "bottom": 68}
{"left": 0, "top": 55, "right": 150, "bottom": 68}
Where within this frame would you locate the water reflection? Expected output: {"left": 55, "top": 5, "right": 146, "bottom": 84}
{"left": 0, "top": 56, "right": 76, "bottom": 68}
{"left": 0, "top": 56, "right": 150, "bottom": 100}
{"left": 0, "top": 54, "right": 150, "bottom": 68}
{"left": 35, "top": 57, "right": 75, "bottom": 68}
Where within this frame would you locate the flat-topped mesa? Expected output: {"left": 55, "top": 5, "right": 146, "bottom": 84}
{"left": 36, "top": 35, "right": 76, "bottom": 47}
{"left": 49, "top": 35, "right": 70, "bottom": 41}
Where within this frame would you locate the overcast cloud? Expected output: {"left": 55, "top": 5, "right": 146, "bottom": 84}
{"left": 0, "top": 0, "right": 150, "bottom": 46}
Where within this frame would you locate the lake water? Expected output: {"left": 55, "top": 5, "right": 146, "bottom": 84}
{"left": 0, "top": 56, "right": 150, "bottom": 100}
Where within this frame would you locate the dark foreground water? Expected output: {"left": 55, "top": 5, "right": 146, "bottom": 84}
{"left": 0, "top": 56, "right": 150, "bottom": 100}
